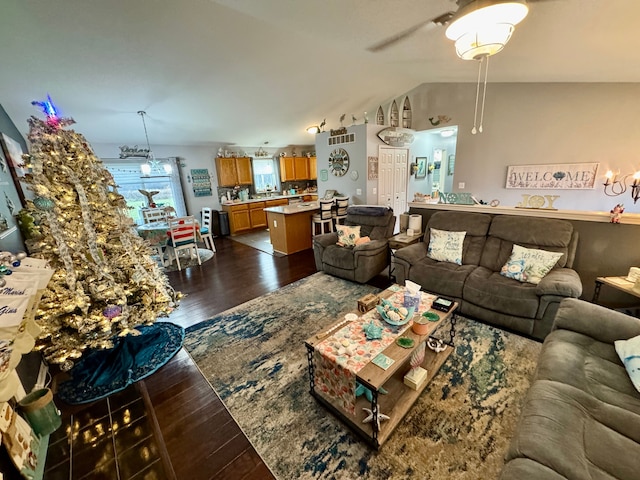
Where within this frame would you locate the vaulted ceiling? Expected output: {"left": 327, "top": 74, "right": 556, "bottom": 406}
{"left": 2, "top": 0, "right": 639, "bottom": 148}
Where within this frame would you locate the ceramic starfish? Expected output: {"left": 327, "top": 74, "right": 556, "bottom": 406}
{"left": 362, "top": 408, "right": 390, "bottom": 431}
{"left": 355, "top": 382, "right": 388, "bottom": 402}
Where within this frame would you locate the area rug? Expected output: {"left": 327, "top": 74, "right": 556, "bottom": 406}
{"left": 57, "top": 322, "right": 184, "bottom": 404}
{"left": 162, "top": 248, "right": 214, "bottom": 272}
{"left": 229, "top": 229, "right": 285, "bottom": 257}
{"left": 184, "top": 273, "right": 542, "bottom": 480}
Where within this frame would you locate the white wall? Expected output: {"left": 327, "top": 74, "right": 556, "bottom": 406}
{"left": 373, "top": 83, "right": 640, "bottom": 214}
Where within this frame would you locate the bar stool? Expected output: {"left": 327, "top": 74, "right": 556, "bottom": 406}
{"left": 332, "top": 196, "right": 349, "bottom": 227}
{"left": 312, "top": 199, "right": 334, "bottom": 236}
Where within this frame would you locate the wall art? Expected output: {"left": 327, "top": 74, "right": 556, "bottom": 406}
{"left": 367, "top": 156, "right": 378, "bottom": 180}
{"left": 415, "top": 157, "right": 427, "bottom": 179}
{"left": 505, "top": 163, "right": 599, "bottom": 190}
{"left": 190, "top": 168, "right": 212, "bottom": 197}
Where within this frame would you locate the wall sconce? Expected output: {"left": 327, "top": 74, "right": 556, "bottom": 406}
{"left": 603, "top": 170, "right": 640, "bottom": 203}
{"left": 306, "top": 125, "right": 321, "bottom": 134}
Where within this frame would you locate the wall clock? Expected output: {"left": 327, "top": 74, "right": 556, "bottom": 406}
{"left": 328, "top": 148, "right": 349, "bottom": 177}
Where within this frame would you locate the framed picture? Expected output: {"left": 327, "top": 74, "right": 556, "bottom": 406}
{"left": 0, "top": 133, "right": 27, "bottom": 205}
{"left": 447, "top": 154, "right": 455, "bottom": 176}
{"left": 323, "top": 189, "right": 336, "bottom": 200}
{"left": 415, "top": 157, "right": 427, "bottom": 179}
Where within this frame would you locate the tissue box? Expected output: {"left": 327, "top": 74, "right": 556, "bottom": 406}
{"left": 404, "top": 367, "right": 428, "bottom": 390}
{"left": 403, "top": 292, "right": 421, "bottom": 310}
{"left": 627, "top": 267, "right": 640, "bottom": 283}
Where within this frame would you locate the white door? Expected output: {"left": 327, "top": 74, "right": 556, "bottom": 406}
{"left": 378, "top": 147, "right": 408, "bottom": 216}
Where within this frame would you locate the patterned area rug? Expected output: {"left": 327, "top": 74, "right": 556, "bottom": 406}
{"left": 161, "top": 248, "right": 214, "bottom": 272}
{"left": 184, "top": 273, "right": 541, "bottom": 480}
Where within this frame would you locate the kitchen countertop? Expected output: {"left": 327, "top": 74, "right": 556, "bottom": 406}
{"left": 222, "top": 193, "right": 317, "bottom": 206}
{"left": 263, "top": 202, "right": 319, "bottom": 215}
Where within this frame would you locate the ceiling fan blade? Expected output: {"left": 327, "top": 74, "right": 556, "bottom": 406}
{"left": 367, "top": 13, "right": 453, "bottom": 53}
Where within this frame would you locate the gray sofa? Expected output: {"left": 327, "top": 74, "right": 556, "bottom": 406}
{"left": 500, "top": 298, "right": 640, "bottom": 479}
{"left": 393, "top": 211, "right": 582, "bottom": 340}
{"left": 313, "top": 206, "right": 395, "bottom": 284}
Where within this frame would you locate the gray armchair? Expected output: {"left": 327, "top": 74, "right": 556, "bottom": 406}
{"left": 313, "top": 206, "right": 395, "bottom": 283}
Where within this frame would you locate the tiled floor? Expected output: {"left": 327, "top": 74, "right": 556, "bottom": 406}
{"left": 44, "top": 384, "right": 169, "bottom": 480}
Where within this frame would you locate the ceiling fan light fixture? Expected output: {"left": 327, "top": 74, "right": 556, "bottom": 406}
{"left": 454, "top": 24, "right": 514, "bottom": 60}
{"left": 446, "top": 1, "right": 528, "bottom": 59}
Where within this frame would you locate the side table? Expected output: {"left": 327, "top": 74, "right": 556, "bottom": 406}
{"left": 592, "top": 276, "right": 640, "bottom": 303}
{"left": 388, "top": 232, "right": 422, "bottom": 281}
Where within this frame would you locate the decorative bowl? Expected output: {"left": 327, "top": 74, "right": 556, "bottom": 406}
{"left": 376, "top": 300, "right": 414, "bottom": 326}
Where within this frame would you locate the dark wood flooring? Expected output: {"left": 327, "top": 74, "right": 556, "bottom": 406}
{"left": 44, "top": 236, "right": 340, "bottom": 479}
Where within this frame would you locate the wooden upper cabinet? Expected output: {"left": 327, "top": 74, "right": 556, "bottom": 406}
{"left": 215, "top": 157, "right": 253, "bottom": 186}
{"left": 294, "top": 157, "right": 309, "bottom": 181}
{"left": 308, "top": 156, "right": 317, "bottom": 180}
{"left": 279, "top": 157, "right": 296, "bottom": 182}
{"left": 280, "top": 156, "right": 315, "bottom": 181}
{"left": 215, "top": 157, "right": 237, "bottom": 186}
{"left": 236, "top": 157, "right": 253, "bottom": 184}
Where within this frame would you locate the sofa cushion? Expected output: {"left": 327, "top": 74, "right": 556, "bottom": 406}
{"left": 425, "top": 211, "right": 492, "bottom": 265}
{"left": 345, "top": 207, "right": 393, "bottom": 240}
{"left": 464, "top": 266, "right": 540, "bottom": 319}
{"left": 505, "top": 380, "right": 640, "bottom": 480}
{"left": 426, "top": 228, "right": 465, "bottom": 265}
{"left": 500, "top": 244, "right": 563, "bottom": 285}
{"left": 500, "top": 458, "right": 570, "bottom": 480}
{"left": 615, "top": 334, "right": 640, "bottom": 393}
{"left": 407, "top": 258, "right": 476, "bottom": 299}
{"left": 535, "top": 329, "right": 640, "bottom": 413}
{"left": 320, "top": 244, "right": 355, "bottom": 270}
{"left": 480, "top": 216, "right": 574, "bottom": 272}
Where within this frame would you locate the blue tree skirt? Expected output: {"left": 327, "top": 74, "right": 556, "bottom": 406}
{"left": 56, "top": 322, "right": 184, "bottom": 405}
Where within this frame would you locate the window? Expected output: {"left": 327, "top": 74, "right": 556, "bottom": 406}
{"left": 102, "top": 158, "right": 187, "bottom": 225}
{"left": 252, "top": 158, "right": 280, "bottom": 193}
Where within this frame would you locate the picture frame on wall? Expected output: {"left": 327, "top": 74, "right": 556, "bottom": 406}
{"left": 415, "top": 157, "right": 427, "bottom": 179}
{"left": 448, "top": 154, "right": 455, "bottom": 176}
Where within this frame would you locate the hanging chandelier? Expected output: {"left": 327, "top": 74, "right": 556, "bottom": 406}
{"left": 136, "top": 111, "right": 171, "bottom": 177}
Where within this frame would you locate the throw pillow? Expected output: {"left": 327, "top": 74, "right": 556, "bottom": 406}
{"left": 355, "top": 236, "right": 371, "bottom": 246}
{"left": 614, "top": 334, "right": 640, "bottom": 393}
{"left": 500, "top": 244, "right": 563, "bottom": 285}
{"left": 336, "top": 225, "right": 361, "bottom": 247}
{"left": 427, "top": 228, "right": 466, "bottom": 265}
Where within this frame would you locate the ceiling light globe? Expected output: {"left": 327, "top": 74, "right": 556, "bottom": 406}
{"left": 454, "top": 24, "right": 514, "bottom": 60}
{"left": 446, "top": 1, "right": 529, "bottom": 41}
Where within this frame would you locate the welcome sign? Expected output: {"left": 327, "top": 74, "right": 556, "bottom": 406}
{"left": 505, "top": 163, "right": 599, "bottom": 190}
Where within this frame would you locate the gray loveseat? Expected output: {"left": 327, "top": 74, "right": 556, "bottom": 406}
{"left": 313, "top": 206, "right": 395, "bottom": 284}
{"left": 500, "top": 298, "right": 640, "bottom": 479}
{"left": 393, "top": 211, "right": 582, "bottom": 340}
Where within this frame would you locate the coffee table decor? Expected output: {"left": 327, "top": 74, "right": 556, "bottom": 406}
{"left": 306, "top": 285, "right": 457, "bottom": 448}
{"left": 376, "top": 299, "right": 414, "bottom": 326}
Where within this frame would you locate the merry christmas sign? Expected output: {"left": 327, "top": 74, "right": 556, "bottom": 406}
{"left": 505, "top": 163, "right": 599, "bottom": 190}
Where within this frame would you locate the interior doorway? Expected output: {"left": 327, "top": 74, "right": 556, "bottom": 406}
{"left": 377, "top": 147, "right": 408, "bottom": 218}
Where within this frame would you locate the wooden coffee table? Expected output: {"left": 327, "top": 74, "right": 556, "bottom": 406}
{"left": 304, "top": 286, "right": 457, "bottom": 448}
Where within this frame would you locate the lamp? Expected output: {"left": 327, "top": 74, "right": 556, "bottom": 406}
{"left": 445, "top": 1, "right": 529, "bottom": 60}
{"left": 306, "top": 125, "right": 321, "bottom": 134}
{"left": 603, "top": 170, "right": 640, "bottom": 203}
{"left": 137, "top": 111, "right": 172, "bottom": 177}
{"left": 445, "top": 1, "right": 529, "bottom": 134}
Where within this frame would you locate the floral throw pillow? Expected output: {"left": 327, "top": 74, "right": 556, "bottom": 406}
{"left": 427, "top": 228, "right": 466, "bottom": 265}
{"left": 615, "top": 334, "right": 640, "bottom": 393}
{"left": 500, "top": 244, "right": 563, "bottom": 284}
{"left": 336, "top": 225, "right": 361, "bottom": 247}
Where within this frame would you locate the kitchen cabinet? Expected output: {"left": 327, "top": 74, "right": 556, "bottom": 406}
{"left": 309, "top": 156, "right": 317, "bottom": 180}
{"left": 223, "top": 203, "right": 251, "bottom": 234}
{"left": 249, "top": 201, "right": 267, "bottom": 228}
{"left": 265, "top": 199, "right": 289, "bottom": 208}
{"left": 279, "top": 156, "right": 315, "bottom": 182}
{"left": 215, "top": 156, "right": 253, "bottom": 186}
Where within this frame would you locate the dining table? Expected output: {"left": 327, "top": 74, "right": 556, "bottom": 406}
{"left": 135, "top": 220, "right": 202, "bottom": 246}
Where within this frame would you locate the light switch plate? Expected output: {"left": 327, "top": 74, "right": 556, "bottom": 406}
{"left": 356, "top": 188, "right": 362, "bottom": 195}
{"left": 458, "top": 182, "right": 465, "bottom": 189}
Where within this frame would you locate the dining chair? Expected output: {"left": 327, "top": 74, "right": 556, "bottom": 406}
{"left": 166, "top": 216, "right": 201, "bottom": 271}
{"left": 332, "top": 196, "right": 349, "bottom": 227}
{"left": 142, "top": 208, "right": 167, "bottom": 224}
{"left": 200, "top": 207, "right": 216, "bottom": 253}
{"left": 312, "top": 199, "right": 335, "bottom": 236}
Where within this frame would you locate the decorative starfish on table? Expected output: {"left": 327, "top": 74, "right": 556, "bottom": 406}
{"left": 362, "top": 408, "right": 390, "bottom": 431}
{"left": 355, "top": 382, "right": 388, "bottom": 402}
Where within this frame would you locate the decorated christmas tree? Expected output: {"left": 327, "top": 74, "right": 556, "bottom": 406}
{"left": 20, "top": 98, "right": 178, "bottom": 370}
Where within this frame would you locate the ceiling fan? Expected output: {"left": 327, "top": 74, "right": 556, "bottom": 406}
{"left": 366, "top": 0, "right": 548, "bottom": 53}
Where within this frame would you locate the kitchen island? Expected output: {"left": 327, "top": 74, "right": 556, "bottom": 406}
{"left": 264, "top": 202, "right": 319, "bottom": 255}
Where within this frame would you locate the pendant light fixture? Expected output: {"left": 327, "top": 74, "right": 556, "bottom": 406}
{"left": 137, "top": 111, "right": 172, "bottom": 177}
{"left": 445, "top": 0, "right": 529, "bottom": 134}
